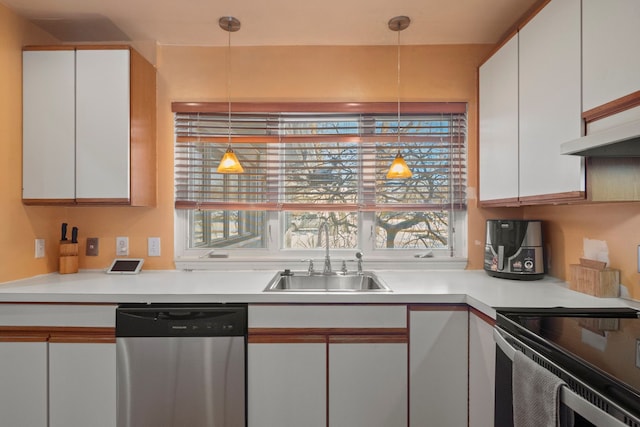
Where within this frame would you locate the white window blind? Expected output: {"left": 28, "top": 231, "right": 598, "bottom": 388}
{"left": 174, "top": 102, "right": 467, "bottom": 212}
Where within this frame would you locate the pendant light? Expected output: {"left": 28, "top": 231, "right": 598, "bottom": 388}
{"left": 386, "top": 16, "right": 412, "bottom": 179}
{"left": 217, "top": 16, "right": 244, "bottom": 174}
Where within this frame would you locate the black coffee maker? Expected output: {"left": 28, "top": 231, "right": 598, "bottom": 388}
{"left": 484, "top": 220, "right": 544, "bottom": 280}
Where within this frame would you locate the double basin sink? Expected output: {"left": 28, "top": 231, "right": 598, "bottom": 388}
{"left": 263, "top": 270, "right": 391, "bottom": 292}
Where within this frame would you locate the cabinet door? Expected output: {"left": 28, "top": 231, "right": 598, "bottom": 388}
{"left": 49, "top": 342, "right": 116, "bottom": 427}
{"left": 410, "top": 307, "right": 468, "bottom": 427}
{"left": 0, "top": 341, "right": 48, "bottom": 427}
{"left": 479, "top": 34, "right": 519, "bottom": 202}
{"left": 22, "top": 50, "right": 76, "bottom": 201}
{"left": 468, "top": 310, "right": 496, "bottom": 427}
{"left": 518, "top": 0, "right": 583, "bottom": 199}
{"left": 248, "top": 340, "right": 326, "bottom": 427}
{"left": 583, "top": 0, "right": 640, "bottom": 112}
{"left": 329, "top": 339, "right": 407, "bottom": 427}
{"left": 75, "top": 49, "right": 131, "bottom": 201}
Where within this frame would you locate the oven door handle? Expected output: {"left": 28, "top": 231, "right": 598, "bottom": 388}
{"left": 493, "top": 327, "right": 630, "bottom": 427}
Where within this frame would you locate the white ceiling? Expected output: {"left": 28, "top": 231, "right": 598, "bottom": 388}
{"left": 1, "top": 0, "right": 539, "bottom": 46}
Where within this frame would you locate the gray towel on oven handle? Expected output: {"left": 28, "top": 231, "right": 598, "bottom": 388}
{"left": 512, "top": 350, "right": 567, "bottom": 427}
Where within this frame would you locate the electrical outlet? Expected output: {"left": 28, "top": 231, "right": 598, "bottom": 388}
{"left": 86, "top": 238, "right": 99, "bottom": 256}
{"left": 148, "top": 237, "right": 161, "bottom": 257}
{"left": 116, "top": 236, "right": 129, "bottom": 256}
{"left": 35, "top": 239, "right": 45, "bottom": 258}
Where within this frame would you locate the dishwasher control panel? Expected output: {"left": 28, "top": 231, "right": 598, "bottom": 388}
{"left": 116, "top": 303, "right": 247, "bottom": 337}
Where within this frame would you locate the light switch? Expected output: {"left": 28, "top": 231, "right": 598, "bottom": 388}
{"left": 116, "top": 236, "right": 128, "bottom": 256}
{"left": 35, "top": 239, "right": 45, "bottom": 258}
{"left": 148, "top": 237, "right": 161, "bottom": 257}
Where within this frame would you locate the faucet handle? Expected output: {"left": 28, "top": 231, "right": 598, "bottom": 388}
{"left": 340, "top": 260, "right": 348, "bottom": 274}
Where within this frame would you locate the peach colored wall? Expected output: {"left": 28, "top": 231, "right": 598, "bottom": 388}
{"left": 525, "top": 203, "right": 640, "bottom": 300}
{"left": 0, "top": 5, "right": 65, "bottom": 281}
{"left": 5, "top": 8, "right": 637, "bottom": 301}
{"left": 79, "top": 44, "right": 496, "bottom": 272}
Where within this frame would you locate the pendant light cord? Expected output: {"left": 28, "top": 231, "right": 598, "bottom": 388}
{"left": 396, "top": 26, "right": 401, "bottom": 146}
{"left": 227, "top": 21, "right": 232, "bottom": 145}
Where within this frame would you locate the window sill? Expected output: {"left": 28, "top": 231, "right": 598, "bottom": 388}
{"left": 174, "top": 256, "right": 468, "bottom": 272}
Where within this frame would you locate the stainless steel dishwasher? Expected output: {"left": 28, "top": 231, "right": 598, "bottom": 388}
{"left": 116, "top": 303, "right": 247, "bottom": 427}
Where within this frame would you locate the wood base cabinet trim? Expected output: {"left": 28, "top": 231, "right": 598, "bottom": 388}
{"left": 0, "top": 326, "right": 115, "bottom": 343}
{"left": 249, "top": 327, "right": 407, "bottom": 337}
{"left": 409, "top": 303, "right": 468, "bottom": 312}
{"left": 329, "top": 335, "right": 408, "bottom": 344}
{"left": 248, "top": 335, "right": 327, "bottom": 344}
{"left": 469, "top": 307, "right": 496, "bottom": 327}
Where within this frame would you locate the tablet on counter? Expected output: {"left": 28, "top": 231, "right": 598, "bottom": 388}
{"left": 106, "top": 258, "right": 144, "bottom": 274}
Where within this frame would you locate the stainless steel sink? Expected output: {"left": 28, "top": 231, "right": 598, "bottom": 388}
{"left": 263, "top": 271, "right": 391, "bottom": 292}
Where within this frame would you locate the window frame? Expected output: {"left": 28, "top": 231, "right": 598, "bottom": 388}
{"left": 173, "top": 102, "right": 468, "bottom": 270}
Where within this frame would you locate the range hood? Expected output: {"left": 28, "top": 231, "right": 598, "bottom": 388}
{"left": 561, "top": 119, "right": 640, "bottom": 157}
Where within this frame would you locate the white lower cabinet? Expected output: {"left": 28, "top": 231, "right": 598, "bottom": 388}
{"left": 468, "top": 310, "right": 496, "bottom": 427}
{"left": 409, "top": 306, "right": 468, "bottom": 427}
{"left": 49, "top": 342, "right": 117, "bottom": 427}
{"left": 248, "top": 304, "right": 408, "bottom": 427}
{"left": 0, "top": 304, "right": 116, "bottom": 427}
{"left": 248, "top": 340, "right": 327, "bottom": 426}
{"left": 0, "top": 341, "right": 48, "bottom": 427}
{"left": 329, "top": 340, "right": 407, "bottom": 427}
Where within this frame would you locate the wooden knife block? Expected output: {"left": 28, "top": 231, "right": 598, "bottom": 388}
{"left": 59, "top": 242, "right": 78, "bottom": 274}
{"left": 569, "top": 264, "right": 619, "bottom": 297}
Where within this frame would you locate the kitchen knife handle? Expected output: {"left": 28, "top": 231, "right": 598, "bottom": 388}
{"left": 61, "top": 223, "right": 68, "bottom": 241}
{"left": 71, "top": 227, "right": 78, "bottom": 244}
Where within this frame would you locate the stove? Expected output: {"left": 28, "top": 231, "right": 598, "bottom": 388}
{"left": 496, "top": 307, "right": 640, "bottom": 425}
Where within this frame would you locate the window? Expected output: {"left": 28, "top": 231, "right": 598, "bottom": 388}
{"left": 174, "top": 102, "right": 467, "bottom": 260}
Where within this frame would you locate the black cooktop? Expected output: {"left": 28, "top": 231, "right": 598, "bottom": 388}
{"left": 496, "top": 307, "right": 640, "bottom": 422}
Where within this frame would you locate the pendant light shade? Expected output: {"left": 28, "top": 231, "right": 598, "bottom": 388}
{"left": 386, "top": 16, "right": 412, "bottom": 180}
{"left": 386, "top": 151, "right": 412, "bottom": 179}
{"left": 217, "top": 16, "right": 244, "bottom": 174}
{"left": 217, "top": 147, "right": 244, "bottom": 173}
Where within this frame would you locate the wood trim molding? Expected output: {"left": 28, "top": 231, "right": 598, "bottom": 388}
{"left": 329, "top": 335, "right": 408, "bottom": 344}
{"left": 518, "top": 191, "right": 585, "bottom": 205}
{"left": 24, "top": 45, "right": 133, "bottom": 52}
{"left": 0, "top": 326, "right": 115, "bottom": 344}
{"left": 469, "top": 307, "right": 496, "bottom": 326}
{"left": 249, "top": 327, "right": 407, "bottom": 336}
{"left": 478, "top": 197, "right": 521, "bottom": 208}
{"left": 479, "top": 0, "right": 552, "bottom": 66}
{"left": 172, "top": 101, "right": 467, "bottom": 114}
{"left": 408, "top": 304, "right": 468, "bottom": 312}
{"left": 582, "top": 90, "right": 640, "bottom": 124}
{"left": 75, "top": 198, "right": 131, "bottom": 205}
{"left": 248, "top": 335, "right": 327, "bottom": 344}
{"left": 22, "top": 198, "right": 76, "bottom": 206}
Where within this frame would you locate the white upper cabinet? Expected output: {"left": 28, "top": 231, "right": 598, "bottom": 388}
{"left": 518, "top": 0, "right": 583, "bottom": 199}
{"left": 22, "top": 46, "right": 156, "bottom": 206}
{"left": 75, "top": 50, "right": 131, "bottom": 201}
{"left": 479, "top": 34, "right": 519, "bottom": 202}
{"left": 22, "top": 50, "right": 76, "bottom": 201}
{"left": 582, "top": 0, "right": 640, "bottom": 112}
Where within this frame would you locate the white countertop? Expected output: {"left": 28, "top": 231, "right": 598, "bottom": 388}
{"left": 0, "top": 269, "right": 633, "bottom": 319}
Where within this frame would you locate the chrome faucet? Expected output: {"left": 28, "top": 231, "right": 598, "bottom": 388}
{"left": 320, "top": 222, "right": 332, "bottom": 274}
